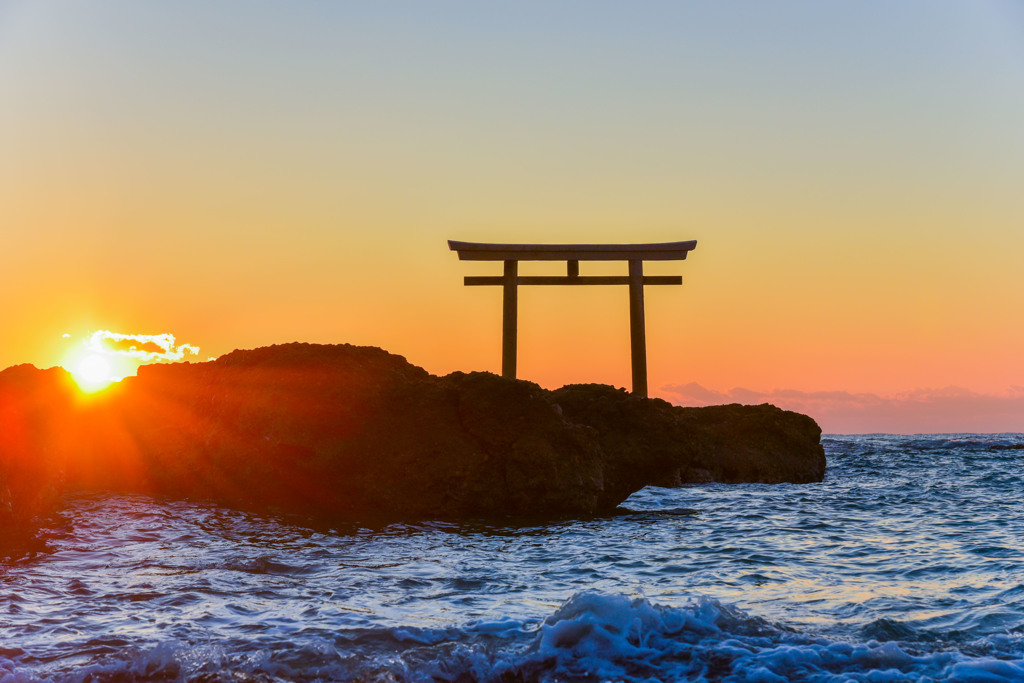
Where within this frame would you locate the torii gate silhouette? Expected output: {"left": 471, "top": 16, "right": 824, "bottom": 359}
{"left": 449, "top": 240, "right": 697, "bottom": 398}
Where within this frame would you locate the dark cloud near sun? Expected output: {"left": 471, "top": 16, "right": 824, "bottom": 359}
{"left": 100, "top": 338, "right": 167, "bottom": 355}
{"left": 86, "top": 330, "right": 200, "bottom": 364}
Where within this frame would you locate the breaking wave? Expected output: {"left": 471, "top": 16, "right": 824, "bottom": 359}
{"left": 3, "top": 592, "right": 1023, "bottom": 682}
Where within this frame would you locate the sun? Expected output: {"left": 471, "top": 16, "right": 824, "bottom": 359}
{"left": 73, "top": 353, "right": 115, "bottom": 392}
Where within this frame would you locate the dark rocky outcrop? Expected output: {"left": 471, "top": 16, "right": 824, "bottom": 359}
{"left": 1, "top": 343, "right": 824, "bottom": 529}
{"left": 551, "top": 384, "right": 826, "bottom": 488}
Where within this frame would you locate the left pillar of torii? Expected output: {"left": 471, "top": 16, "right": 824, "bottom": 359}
{"left": 448, "top": 240, "right": 697, "bottom": 398}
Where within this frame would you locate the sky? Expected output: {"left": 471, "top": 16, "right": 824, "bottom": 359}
{"left": 2, "top": 1, "right": 1023, "bottom": 433}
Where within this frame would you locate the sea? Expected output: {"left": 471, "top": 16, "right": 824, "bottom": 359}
{"left": 1, "top": 434, "right": 1022, "bottom": 682}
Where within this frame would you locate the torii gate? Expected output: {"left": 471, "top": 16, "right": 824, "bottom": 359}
{"left": 448, "top": 240, "right": 697, "bottom": 398}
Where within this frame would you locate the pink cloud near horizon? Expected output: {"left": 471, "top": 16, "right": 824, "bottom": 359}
{"left": 662, "top": 383, "right": 1024, "bottom": 435}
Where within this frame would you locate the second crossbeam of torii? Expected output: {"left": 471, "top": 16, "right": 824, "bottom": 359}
{"left": 448, "top": 240, "right": 697, "bottom": 398}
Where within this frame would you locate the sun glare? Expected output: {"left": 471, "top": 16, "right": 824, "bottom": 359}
{"left": 60, "top": 329, "right": 199, "bottom": 393}
{"left": 74, "top": 353, "right": 115, "bottom": 392}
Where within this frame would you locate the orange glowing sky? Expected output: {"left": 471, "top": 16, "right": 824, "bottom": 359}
{"left": 2, "top": 2, "right": 1023, "bottom": 432}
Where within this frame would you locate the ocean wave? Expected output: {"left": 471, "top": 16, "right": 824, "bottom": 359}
{"left": 822, "top": 435, "right": 1024, "bottom": 455}
{"left": 5, "top": 592, "right": 1023, "bottom": 682}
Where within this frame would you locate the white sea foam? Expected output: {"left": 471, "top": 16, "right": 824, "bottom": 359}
{"left": 5, "top": 592, "right": 1022, "bottom": 682}
{"left": 494, "top": 592, "right": 1023, "bottom": 682}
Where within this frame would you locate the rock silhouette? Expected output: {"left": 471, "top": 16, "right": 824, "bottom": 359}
{"left": 1, "top": 343, "right": 824, "bottom": 529}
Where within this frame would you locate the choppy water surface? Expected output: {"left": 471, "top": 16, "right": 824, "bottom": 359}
{"left": 2, "top": 435, "right": 1023, "bottom": 681}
